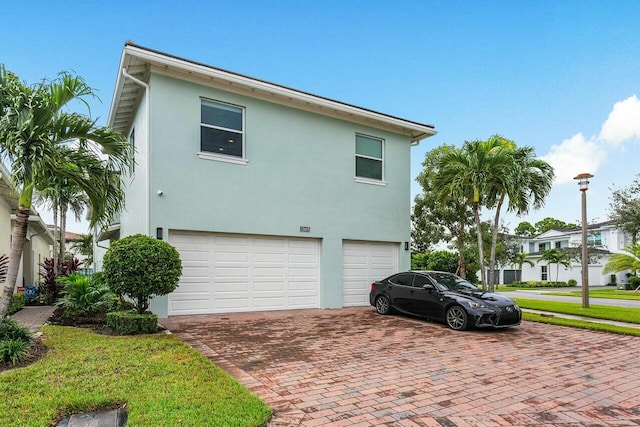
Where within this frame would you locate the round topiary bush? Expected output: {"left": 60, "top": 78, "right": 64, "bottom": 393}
{"left": 103, "top": 234, "right": 182, "bottom": 314}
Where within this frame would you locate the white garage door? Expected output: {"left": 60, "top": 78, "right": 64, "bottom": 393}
{"left": 342, "top": 240, "right": 398, "bottom": 307}
{"left": 168, "top": 231, "right": 320, "bottom": 315}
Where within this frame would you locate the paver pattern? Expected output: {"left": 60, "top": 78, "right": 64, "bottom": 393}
{"left": 161, "top": 307, "right": 640, "bottom": 426}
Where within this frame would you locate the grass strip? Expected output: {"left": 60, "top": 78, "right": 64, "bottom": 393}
{"left": 515, "top": 298, "right": 640, "bottom": 324}
{"left": 545, "top": 289, "right": 640, "bottom": 301}
{"left": 0, "top": 326, "right": 271, "bottom": 427}
{"left": 523, "top": 312, "right": 640, "bottom": 336}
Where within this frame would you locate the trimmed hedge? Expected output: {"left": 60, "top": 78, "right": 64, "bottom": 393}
{"left": 107, "top": 311, "right": 158, "bottom": 335}
{"left": 505, "top": 281, "right": 569, "bottom": 288}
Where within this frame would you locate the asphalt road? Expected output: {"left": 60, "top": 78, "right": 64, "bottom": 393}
{"left": 500, "top": 288, "right": 640, "bottom": 309}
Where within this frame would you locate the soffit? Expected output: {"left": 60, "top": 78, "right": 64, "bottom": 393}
{"left": 109, "top": 43, "right": 437, "bottom": 142}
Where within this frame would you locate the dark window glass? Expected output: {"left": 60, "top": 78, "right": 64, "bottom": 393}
{"left": 201, "top": 127, "right": 243, "bottom": 157}
{"left": 413, "top": 274, "right": 432, "bottom": 288}
{"left": 202, "top": 101, "right": 242, "bottom": 131}
{"left": 356, "top": 157, "right": 382, "bottom": 180}
{"left": 390, "top": 273, "right": 414, "bottom": 287}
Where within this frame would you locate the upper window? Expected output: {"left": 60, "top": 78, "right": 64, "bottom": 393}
{"left": 355, "top": 134, "right": 383, "bottom": 182}
{"left": 555, "top": 241, "right": 561, "bottom": 249}
{"left": 200, "top": 99, "right": 245, "bottom": 160}
{"left": 588, "top": 231, "right": 602, "bottom": 246}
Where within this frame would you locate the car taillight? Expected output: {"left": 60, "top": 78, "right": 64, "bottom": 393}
{"left": 370, "top": 283, "right": 376, "bottom": 292}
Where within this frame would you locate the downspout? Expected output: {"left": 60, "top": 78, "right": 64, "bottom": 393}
{"left": 120, "top": 68, "right": 150, "bottom": 238}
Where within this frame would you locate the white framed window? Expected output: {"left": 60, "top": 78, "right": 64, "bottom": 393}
{"left": 541, "top": 265, "right": 548, "bottom": 281}
{"left": 355, "top": 134, "right": 385, "bottom": 185}
{"left": 588, "top": 231, "right": 602, "bottom": 246}
{"left": 199, "top": 98, "right": 247, "bottom": 165}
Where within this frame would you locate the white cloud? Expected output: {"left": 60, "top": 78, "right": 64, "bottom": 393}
{"left": 541, "top": 133, "right": 606, "bottom": 184}
{"left": 599, "top": 94, "right": 640, "bottom": 145}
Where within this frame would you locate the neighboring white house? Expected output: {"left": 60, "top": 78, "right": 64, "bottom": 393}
{"left": 0, "top": 162, "right": 54, "bottom": 291}
{"left": 94, "top": 42, "right": 437, "bottom": 317}
{"left": 498, "top": 221, "right": 632, "bottom": 287}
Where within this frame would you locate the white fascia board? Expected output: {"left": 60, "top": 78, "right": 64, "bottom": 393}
{"left": 107, "top": 49, "right": 129, "bottom": 127}
{"left": 121, "top": 44, "right": 437, "bottom": 142}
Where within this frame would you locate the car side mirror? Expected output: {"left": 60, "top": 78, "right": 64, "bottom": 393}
{"left": 422, "top": 284, "right": 434, "bottom": 291}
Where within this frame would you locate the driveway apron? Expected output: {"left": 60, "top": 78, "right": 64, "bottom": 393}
{"left": 160, "top": 307, "right": 640, "bottom": 426}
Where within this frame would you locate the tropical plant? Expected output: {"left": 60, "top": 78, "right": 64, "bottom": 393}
{"left": 0, "top": 66, "right": 132, "bottom": 317}
{"left": 413, "top": 144, "right": 474, "bottom": 277}
{"left": 0, "top": 317, "right": 32, "bottom": 343}
{"left": 537, "top": 249, "right": 571, "bottom": 283}
{"left": 0, "top": 316, "right": 32, "bottom": 366}
{"left": 38, "top": 257, "right": 80, "bottom": 305}
{"left": 485, "top": 139, "right": 554, "bottom": 290}
{"left": 603, "top": 243, "right": 640, "bottom": 279}
{"left": 511, "top": 252, "right": 535, "bottom": 281}
{"left": 56, "top": 273, "right": 116, "bottom": 316}
{"left": 434, "top": 138, "right": 513, "bottom": 289}
{"left": 103, "top": 234, "right": 182, "bottom": 314}
{"left": 69, "top": 233, "right": 94, "bottom": 267}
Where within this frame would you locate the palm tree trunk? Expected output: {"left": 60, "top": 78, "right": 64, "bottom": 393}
{"left": 0, "top": 207, "right": 29, "bottom": 317}
{"left": 488, "top": 194, "right": 505, "bottom": 292}
{"left": 474, "top": 203, "right": 486, "bottom": 290}
{"left": 457, "top": 222, "right": 466, "bottom": 278}
{"left": 59, "top": 202, "right": 67, "bottom": 267}
{"left": 52, "top": 201, "right": 58, "bottom": 275}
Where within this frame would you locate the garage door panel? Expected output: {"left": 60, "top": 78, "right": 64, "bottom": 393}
{"left": 169, "top": 231, "right": 319, "bottom": 315}
{"left": 342, "top": 241, "right": 398, "bottom": 307}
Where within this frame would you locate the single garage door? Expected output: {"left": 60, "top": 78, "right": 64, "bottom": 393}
{"left": 168, "top": 231, "right": 320, "bottom": 315}
{"left": 342, "top": 240, "right": 398, "bottom": 307}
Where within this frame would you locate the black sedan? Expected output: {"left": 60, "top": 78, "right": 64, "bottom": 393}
{"left": 369, "top": 271, "right": 521, "bottom": 330}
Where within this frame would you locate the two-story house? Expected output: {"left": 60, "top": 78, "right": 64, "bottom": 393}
{"left": 502, "top": 221, "right": 630, "bottom": 286}
{"left": 96, "top": 42, "right": 437, "bottom": 317}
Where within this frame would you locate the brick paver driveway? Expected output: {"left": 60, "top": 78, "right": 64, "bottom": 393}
{"left": 160, "top": 307, "right": 640, "bottom": 426}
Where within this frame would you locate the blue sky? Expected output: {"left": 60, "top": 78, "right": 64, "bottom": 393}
{"left": 2, "top": 0, "right": 639, "bottom": 233}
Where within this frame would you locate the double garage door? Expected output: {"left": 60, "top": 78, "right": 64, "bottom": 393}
{"left": 169, "top": 231, "right": 320, "bottom": 315}
{"left": 168, "top": 231, "right": 399, "bottom": 315}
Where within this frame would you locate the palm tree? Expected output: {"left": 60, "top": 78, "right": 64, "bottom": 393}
{"left": 512, "top": 252, "right": 534, "bottom": 281}
{"left": 485, "top": 138, "right": 554, "bottom": 291}
{"left": 603, "top": 243, "right": 640, "bottom": 287}
{"left": 435, "top": 139, "right": 512, "bottom": 290}
{"left": 0, "top": 66, "right": 132, "bottom": 317}
{"left": 537, "top": 248, "right": 571, "bottom": 283}
{"left": 70, "top": 233, "right": 94, "bottom": 268}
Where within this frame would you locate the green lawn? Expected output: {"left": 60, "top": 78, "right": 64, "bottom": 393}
{"left": 0, "top": 326, "right": 271, "bottom": 427}
{"left": 515, "top": 298, "right": 640, "bottom": 324}
{"left": 545, "top": 288, "right": 640, "bottom": 300}
{"left": 523, "top": 312, "right": 640, "bottom": 336}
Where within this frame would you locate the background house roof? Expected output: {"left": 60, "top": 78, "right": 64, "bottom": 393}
{"left": 109, "top": 42, "right": 437, "bottom": 143}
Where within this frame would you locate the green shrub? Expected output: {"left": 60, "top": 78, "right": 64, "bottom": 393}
{"left": 106, "top": 311, "right": 158, "bottom": 335}
{"left": 103, "top": 234, "right": 182, "bottom": 314}
{"left": 628, "top": 276, "right": 640, "bottom": 290}
{"left": 0, "top": 339, "right": 31, "bottom": 365}
{"left": 506, "top": 281, "right": 568, "bottom": 288}
{"left": 56, "top": 273, "right": 117, "bottom": 316}
{"left": 567, "top": 279, "right": 578, "bottom": 286}
{"left": 0, "top": 318, "right": 32, "bottom": 366}
{"left": 0, "top": 318, "right": 32, "bottom": 343}
{"left": 8, "top": 292, "right": 26, "bottom": 315}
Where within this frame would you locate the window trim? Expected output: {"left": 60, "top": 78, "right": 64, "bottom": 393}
{"left": 355, "top": 133, "right": 385, "bottom": 185}
{"left": 541, "top": 265, "right": 548, "bottom": 281}
{"left": 199, "top": 97, "right": 246, "bottom": 163}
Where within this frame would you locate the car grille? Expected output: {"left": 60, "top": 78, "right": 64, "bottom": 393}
{"left": 497, "top": 305, "right": 521, "bottom": 325}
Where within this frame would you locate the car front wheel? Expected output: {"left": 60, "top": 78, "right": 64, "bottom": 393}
{"left": 446, "top": 306, "right": 468, "bottom": 330}
{"left": 375, "top": 295, "right": 392, "bottom": 315}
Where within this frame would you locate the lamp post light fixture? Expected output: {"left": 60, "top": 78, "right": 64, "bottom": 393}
{"left": 574, "top": 173, "right": 593, "bottom": 308}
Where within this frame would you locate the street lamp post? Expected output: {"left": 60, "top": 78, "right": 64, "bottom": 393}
{"left": 574, "top": 173, "right": 593, "bottom": 309}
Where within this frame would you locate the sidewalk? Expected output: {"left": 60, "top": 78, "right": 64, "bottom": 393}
{"left": 9, "top": 305, "right": 57, "bottom": 333}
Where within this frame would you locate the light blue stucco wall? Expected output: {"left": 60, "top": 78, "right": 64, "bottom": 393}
{"left": 141, "top": 72, "right": 413, "bottom": 316}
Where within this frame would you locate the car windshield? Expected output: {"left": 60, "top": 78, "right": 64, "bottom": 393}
{"left": 428, "top": 273, "right": 479, "bottom": 292}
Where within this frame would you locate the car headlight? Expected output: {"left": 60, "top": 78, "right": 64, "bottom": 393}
{"left": 467, "top": 301, "right": 488, "bottom": 309}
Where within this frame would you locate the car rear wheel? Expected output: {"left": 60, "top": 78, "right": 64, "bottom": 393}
{"left": 446, "top": 306, "right": 468, "bottom": 330}
{"left": 375, "top": 295, "right": 392, "bottom": 315}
